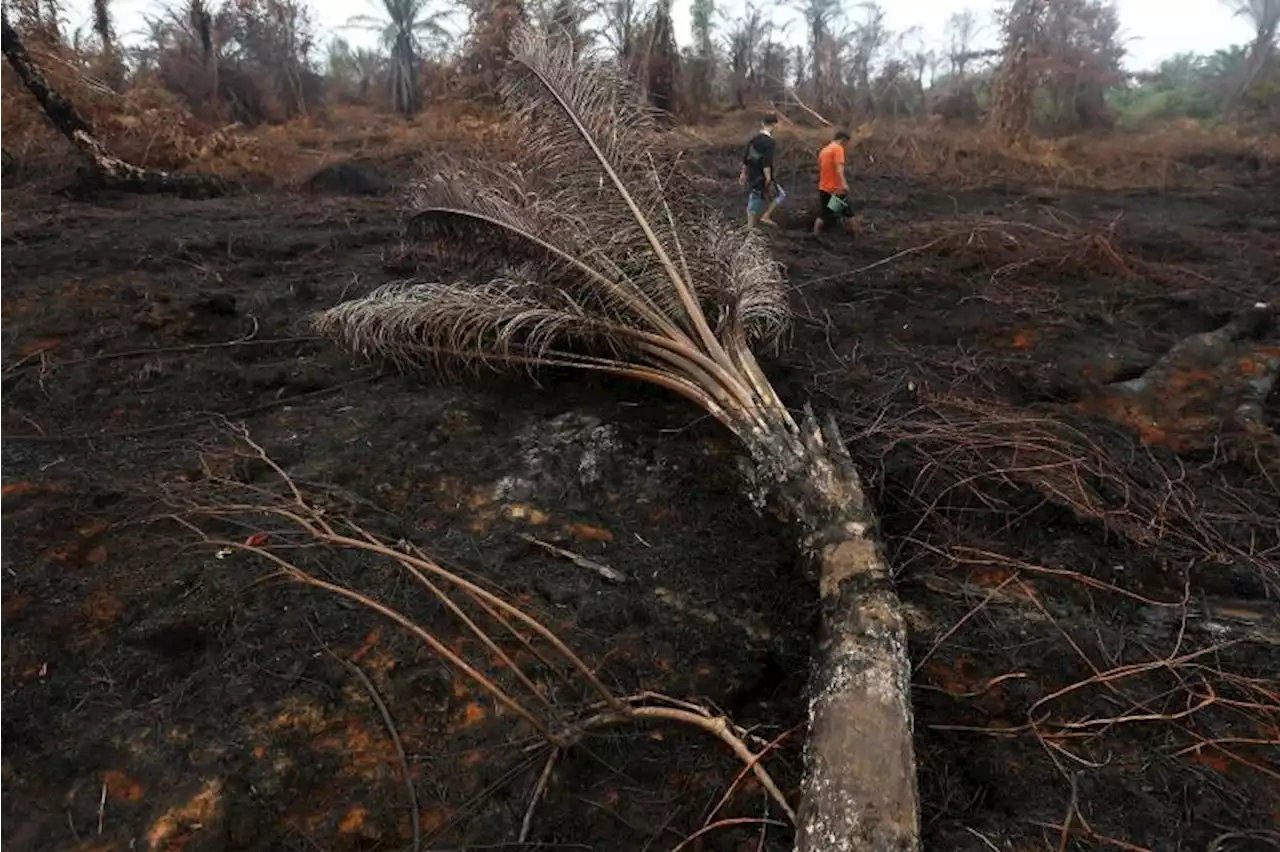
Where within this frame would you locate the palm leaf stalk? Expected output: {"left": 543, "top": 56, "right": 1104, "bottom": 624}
{"left": 316, "top": 26, "right": 920, "bottom": 851}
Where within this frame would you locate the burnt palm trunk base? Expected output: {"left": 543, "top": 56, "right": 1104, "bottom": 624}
{"left": 759, "top": 411, "right": 921, "bottom": 851}
{"left": 800, "top": 537, "right": 918, "bottom": 850}
{"left": 1, "top": 14, "right": 229, "bottom": 199}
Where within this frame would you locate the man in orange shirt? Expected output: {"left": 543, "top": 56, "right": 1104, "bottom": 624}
{"left": 814, "top": 129, "right": 854, "bottom": 236}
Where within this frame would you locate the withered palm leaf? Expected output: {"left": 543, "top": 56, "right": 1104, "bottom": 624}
{"left": 318, "top": 27, "right": 799, "bottom": 459}
{"left": 315, "top": 24, "right": 922, "bottom": 851}
{"left": 316, "top": 276, "right": 742, "bottom": 424}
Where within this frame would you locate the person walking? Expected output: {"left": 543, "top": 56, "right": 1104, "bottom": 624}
{"left": 739, "top": 113, "right": 779, "bottom": 229}
{"left": 814, "top": 129, "right": 855, "bottom": 236}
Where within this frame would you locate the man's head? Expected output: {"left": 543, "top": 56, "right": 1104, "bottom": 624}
{"left": 760, "top": 113, "right": 779, "bottom": 134}
{"left": 834, "top": 128, "right": 852, "bottom": 146}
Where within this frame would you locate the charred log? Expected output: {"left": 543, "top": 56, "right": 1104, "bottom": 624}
{"left": 1080, "top": 301, "right": 1280, "bottom": 458}
{"left": 1, "top": 14, "right": 229, "bottom": 199}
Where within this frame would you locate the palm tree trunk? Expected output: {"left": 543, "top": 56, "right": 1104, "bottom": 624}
{"left": 760, "top": 410, "right": 921, "bottom": 851}
{"left": 1, "top": 14, "right": 228, "bottom": 198}
{"left": 1228, "top": 27, "right": 1278, "bottom": 117}
{"left": 801, "top": 538, "right": 918, "bottom": 850}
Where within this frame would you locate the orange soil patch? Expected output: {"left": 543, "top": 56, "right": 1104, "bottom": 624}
{"left": 16, "top": 337, "right": 62, "bottom": 357}
{"left": 1, "top": 481, "right": 44, "bottom": 498}
{"left": 349, "top": 628, "right": 383, "bottom": 662}
{"left": 85, "top": 590, "right": 124, "bottom": 626}
{"left": 103, "top": 770, "right": 145, "bottom": 802}
{"left": 146, "top": 779, "right": 222, "bottom": 852}
{"left": 337, "top": 806, "right": 367, "bottom": 833}
{"left": 451, "top": 701, "right": 488, "bottom": 731}
{"left": 921, "top": 656, "right": 987, "bottom": 695}
{"left": 270, "top": 699, "right": 421, "bottom": 782}
{"left": 565, "top": 523, "right": 614, "bottom": 542}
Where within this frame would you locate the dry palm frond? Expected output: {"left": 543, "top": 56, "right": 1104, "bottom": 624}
{"left": 316, "top": 25, "right": 798, "bottom": 464}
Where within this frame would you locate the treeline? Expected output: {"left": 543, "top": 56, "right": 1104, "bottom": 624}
{"left": 6, "top": 0, "right": 1278, "bottom": 132}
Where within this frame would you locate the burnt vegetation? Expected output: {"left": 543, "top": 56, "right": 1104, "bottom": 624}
{"left": 2, "top": 1, "right": 1278, "bottom": 852}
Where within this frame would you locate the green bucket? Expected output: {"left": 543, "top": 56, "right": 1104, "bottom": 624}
{"left": 826, "top": 194, "right": 848, "bottom": 213}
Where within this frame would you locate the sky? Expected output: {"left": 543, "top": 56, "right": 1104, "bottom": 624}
{"left": 64, "top": 0, "right": 1258, "bottom": 73}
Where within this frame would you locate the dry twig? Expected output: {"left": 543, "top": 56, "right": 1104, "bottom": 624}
{"left": 518, "top": 533, "right": 628, "bottom": 584}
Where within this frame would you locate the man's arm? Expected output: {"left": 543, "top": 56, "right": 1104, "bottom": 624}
{"left": 762, "top": 137, "right": 775, "bottom": 188}
{"left": 838, "top": 147, "right": 849, "bottom": 192}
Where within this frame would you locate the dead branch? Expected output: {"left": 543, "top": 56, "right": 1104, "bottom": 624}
{"left": 1, "top": 13, "right": 229, "bottom": 198}
{"left": 518, "top": 747, "right": 559, "bottom": 842}
{"left": 856, "top": 392, "right": 1276, "bottom": 590}
{"left": 919, "top": 566, "right": 1280, "bottom": 647}
{"left": 1085, "top": 301, "right": 1280, "bottom": 460}
{"left": 781, "top": 88, "right": 833, "bottom": 126}
{"left": 915, "top": 546, "right": 1280, "bottom": 782}
{"left": 670, "top": 818, "right": 790, "bottom": 852}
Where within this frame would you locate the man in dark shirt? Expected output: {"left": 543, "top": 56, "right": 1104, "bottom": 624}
{"left": 739, "top": 113, "right": 778, "bottom": 229}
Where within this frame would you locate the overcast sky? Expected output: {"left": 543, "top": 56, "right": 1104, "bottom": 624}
{"left": 66, "top": 0, "right": 1258, "bottom": 73}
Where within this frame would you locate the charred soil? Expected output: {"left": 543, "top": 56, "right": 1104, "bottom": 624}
{"left": 3, "top": 144, "right": 1278, "bottom": 852}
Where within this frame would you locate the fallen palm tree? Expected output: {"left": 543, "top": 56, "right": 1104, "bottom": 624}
{"left": 316, "top": 26, "right": 919, "bottom": 851}
{"left": 1, "top": 12, "right": 227, "bottom": 198}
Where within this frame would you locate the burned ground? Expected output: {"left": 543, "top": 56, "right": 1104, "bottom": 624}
{"left": 2, "top": 142, "right": 1278, "bottom": 852}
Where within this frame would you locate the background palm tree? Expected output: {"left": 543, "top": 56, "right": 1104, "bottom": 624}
{"left": 316, "top": 25, "right": 921, "bottom": 850}
{"left": 346, "top": 0, "right": 452, "bottom": 115}
{"left": 91, "top": 0, "right": 124, "bottom": 87}
{"left": 1220, "top": 0, "right": 1279, "bottom": 114}
{"left": 328, "top": 36, "right": 387, "bottom": 100}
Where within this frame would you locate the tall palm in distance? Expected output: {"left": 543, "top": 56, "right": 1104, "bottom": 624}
{"left": 346, "top": 0, "right": 452, "bottom": 115}
{"left": 1220, "top": 0, "right": 1279, "bottom": 113}
{"left": 328, "top": 36, "right": 387, "bottom": 101}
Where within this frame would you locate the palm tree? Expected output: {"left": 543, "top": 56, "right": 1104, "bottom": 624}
{"left": 638, "top": 0, "right": 679, "bottom": 113}
{"left": 987, "top": 0, "right": 1047, "bottom": 146}
{"left": 91, "top": 0, "right": 123, "bottom": 87}
{"left": 346, "top": 0, "right": 452, "bottom": 115}
{"left": 315, "top": 26, "right": 920, "bottom": 850}
{"left": 725, "top": 4, "right": 766, "bottom": 108}
{"left": 1220, "top": 0, "right": 1280, "bottom": 114}
{"left": 328, "top": 36, "right": 386, "bottom": 100}
{"left": 527, "top": 0, "right": 591, "bottom": 53}
{"left": 794, "top": 0, "right": 843, "bottom": 111}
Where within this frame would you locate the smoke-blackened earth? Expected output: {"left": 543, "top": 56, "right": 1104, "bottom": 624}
{"left": 3, "top": 144, "right": 1277, "bottom": 852}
